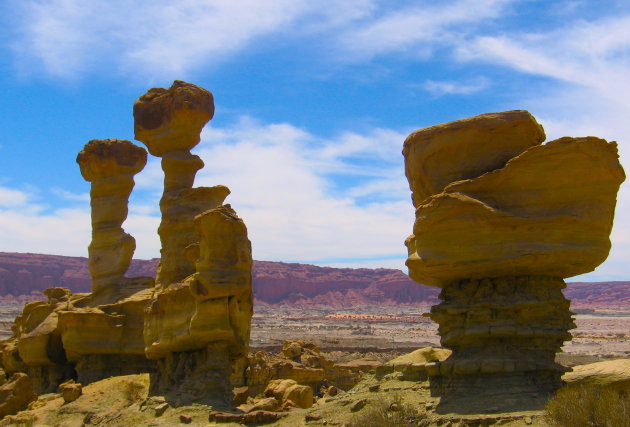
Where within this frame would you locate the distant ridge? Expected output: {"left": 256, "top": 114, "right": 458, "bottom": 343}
{"left": 0, "top": 252, "right": 628, "bottom": 308}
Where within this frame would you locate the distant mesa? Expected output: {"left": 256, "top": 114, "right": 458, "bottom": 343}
{"left": 403, "top": 110, "right": 625, "bottom": 412}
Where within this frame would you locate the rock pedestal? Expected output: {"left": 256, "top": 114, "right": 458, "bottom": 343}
{"left": 403, "top": 111, "right": 625, "bottom": 412}
{"left": 76, "top": 139, "right": 147, "bottom": 294}
{"left": 0, "top": 81, "right": 254, "bottom": 417}
{"left": 134, "top": 80, "right": 222, "bottom": 288}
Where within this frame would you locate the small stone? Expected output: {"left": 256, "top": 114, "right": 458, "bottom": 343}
{"left": 154, "top": 402, "right": 169, "bottom": 417}
{"left": 58, "top": 380, "right": 82, "bottom": 403}
{"left": 524, "top": 416, "right": 533, "bottom": 425}
{"left": 368, "top": 384, "right": 380, "bottom": 392}
{"left": 326, "top": 385, "right": 338, "bottom": 397}
{"left": 389, "top": 402, "right": 401, "bottom": 411}
{"left": 306, "top": 413, "right": 322, "bottom": 421}
{"left": 350, "top": 399, "right": 367, "bottom": 412}
{"left": 179, "top": 414, "right": 192, "bottom": 424}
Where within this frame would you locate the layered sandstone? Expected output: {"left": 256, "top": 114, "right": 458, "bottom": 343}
{"left": 403, "top": 111, "right": 625, "bottom": 412}
{"left": 145, "top": 206, "right": 253, "bottom": 404}
{"left": 77, "top": 139, "right": 147, "bottom": 294}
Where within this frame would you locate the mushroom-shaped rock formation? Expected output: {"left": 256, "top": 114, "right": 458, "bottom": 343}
{"left": 403, "top": 111, "right": 625, "bottom": 412}
{"left": 133, "top": 80, "right": 226, "bottom": 288}
{"left": 0, "top": 81, "right": 254, "bottom": 416}
{"left": 77, "top": 139, "right": 147, "bottom": 294}
{"left": 144, "top": 205, "right": 253, "bottom": 405}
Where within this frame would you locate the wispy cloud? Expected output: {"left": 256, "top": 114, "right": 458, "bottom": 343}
{"left": 8, "top": 0, "right": 320, "bottom": 79}
{"left": 336, "top": 0, "right": 516, "bottom": 60}
{"left": 422, "top": 77, "right": 489, "bottom": 96}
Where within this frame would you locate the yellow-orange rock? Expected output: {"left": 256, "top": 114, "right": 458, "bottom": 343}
{"left": 405, "top": 116, "right": 626, "bottom": 287}
{"left": 0, "top": 373, "right": 36, "bottom": 419}
{"left": 403, "top": 111, "right": 625, "bottom": 413}
{"left": 133, "top": 81, "right": 226, "bottom": 288}
{"left": 264, "top": 379, "right": 313, "bottom": 409}
{"left": 133, "top": 80, "right": 214, "bottom": 157}
{"left": 77, "top": 139, "right": 147, "bottom": 293}
{"left": 144, "top": 205, "right": 252, "bottom": 359}
{"left": 403, "top": 110, "right": 545, "bottom": 207}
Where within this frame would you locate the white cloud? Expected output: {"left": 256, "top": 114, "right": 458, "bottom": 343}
{"left": 422, "top": 77, "right": 489, "bottom": 96}
{"left": 0, "top": 187, "right": 32, "bottom": 208}
{"left": 9, "top": 0, "right": 320, "bottom": 79}
{"left": 337, "top": 0, "right": 516, "bottom": 60}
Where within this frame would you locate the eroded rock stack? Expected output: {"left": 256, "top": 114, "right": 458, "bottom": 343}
{"left": 403, "top": 111, "right": 625, "bottom": 412}
{"left": 134, "top": 81, "right": 230, "bottom": 289}
{"left": 133, "top": 81, "right": 253, "bottom": 405}
{"left": 76, "top": 139, "right": 147, "bottom": 294}
{"left": 0, "top": 81, "right": 253, "bottom": 417}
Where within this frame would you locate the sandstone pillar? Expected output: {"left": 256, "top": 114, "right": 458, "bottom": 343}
{"left": 403, "top": 111, "right": 625, "bottom": 412}
{"left": 133, "top": 80, "right": 229, "bottom": 288}
{"left": 77, "top": 139, "right": 147, "bottom": 293}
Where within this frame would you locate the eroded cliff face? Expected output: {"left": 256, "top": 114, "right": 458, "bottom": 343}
{"left": 403, "top": 110, "right": 625, "bottom": 412}
{"left": 0, "top": 81, "right": 253, "bottom": 416}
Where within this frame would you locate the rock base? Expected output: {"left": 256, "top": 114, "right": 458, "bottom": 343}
{"left": 428, "top": 276, "right": 574, "bottom": 413}
{"left": 76, "top": 354, "right": 156, "bottom": 385}
{"left": 149, "top": 342, "right": 232, "bottom": 407}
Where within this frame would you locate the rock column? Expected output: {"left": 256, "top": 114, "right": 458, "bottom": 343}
{"left": 403, "top": 111, "right": 625, "bottom": 412}
{"left": 77, "top": 139, "right": 147, "bottom": 293}
{"left": 134, "top": 80, "right": 229, "bottom": 288}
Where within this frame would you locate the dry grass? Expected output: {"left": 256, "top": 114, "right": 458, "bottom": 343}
{"left": 121, "top": 378, "right": 147, "bottom": 403}
{"left": 347, "top": 393, "right": 422, "bottom": 427}
{"left": 545, "top": 384, "right": 630, "bottom": 427}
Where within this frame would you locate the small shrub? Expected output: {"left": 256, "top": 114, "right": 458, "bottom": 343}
{"left": 545, "top": 384, "right": 629, "bottom": 427}
{"left": 348, "top": 393, "right": 421, "bottom": 427}
{"left": 122, "top": 379, "right": 146, "bottom": 403}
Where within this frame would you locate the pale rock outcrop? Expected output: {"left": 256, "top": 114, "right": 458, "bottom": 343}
{"left": 133, "top": 80, "right": 226, "bottom": 288}
{"left": 403, "top": 111, "right": 625, "bottom": 412}
{"left": 562, "top": 359, "right": 630, "bottom": 392}
{"left": 77, "top": 139, "right": 147, "bottom": 294}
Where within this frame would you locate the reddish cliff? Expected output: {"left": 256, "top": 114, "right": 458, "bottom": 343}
{"left": 0, "top": 252, "right": 627, "bottom": 307}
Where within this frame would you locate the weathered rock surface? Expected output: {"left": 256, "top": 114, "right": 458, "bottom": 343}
{"left": 0, "top": 373, "right": 36, "bottom": 418}
{"left": 77, "top": 139, "right": 147, "bottom": 294}
{"left": 405, "top": 118, "right": 625, "bottom": 287}
{"left": 403, "top": 111, "right": 625, "bottom": 413}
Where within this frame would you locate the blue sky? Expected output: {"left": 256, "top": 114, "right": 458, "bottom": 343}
{"left": 0, "top": 0, "right": 628, "bottom": 281}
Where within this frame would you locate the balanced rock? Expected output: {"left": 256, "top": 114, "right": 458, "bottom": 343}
{"left": 403, "top": 111, "right": 625, "bottom": 412}
{"left": 134, "top": 81, "right": 223, "bottom": 288}
{"left": 77, "top": 139, "right": 147, "bottom": 294}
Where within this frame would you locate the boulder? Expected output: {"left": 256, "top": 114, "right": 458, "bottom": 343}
{"left": 264, "top": 379, "right": 313, "bottom": 409}
{"left": 0, "top": 373, "right": 36, "bottom": 419}
{"left": 58, "top": 380, "right": 82, "bottom": 403}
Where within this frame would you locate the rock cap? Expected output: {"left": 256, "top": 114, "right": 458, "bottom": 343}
{"left": 77, "top": 139, "right": 147, "bottom": 182}
{"left": 133, "top": 80, "right": 214, "bottom": 156}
